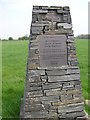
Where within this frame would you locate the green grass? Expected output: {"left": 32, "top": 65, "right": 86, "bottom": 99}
{"left": 0, "top": 41, "right": 2, "bottom": 120}
{"left": 2, "top": 39, "right": 88, "bottom": 118}
{"left": 75, "top": 39, "right": 89, "bottom": 115}
{"left": 2, "top": 40, "right": 29, "bottom": 118}
{"left": 75, "top": 39, "right": 88, "bottom": 100}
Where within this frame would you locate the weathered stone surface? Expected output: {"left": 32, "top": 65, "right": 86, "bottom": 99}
{"left": 42, "top": 95, "right": 59, "bottom": 101}
{"left": 28, "top": 58, "right": 39, "bottom": 65}
{"left": 38, "top": 65, "right": 79, "bottom": 70}
{"left": 52, "top": 98, "right": 83, "bottom": 106}
{"left": 75, "top": 85, "right": 82, "bottom": 89}
{"left": 45, "top": 12, "right": 62, "bottom": 22}
{"left": 76, "top": 116, "right": 88, "bottom": 120}
{"left": 68, "top": 35, "right": 74, "bottom": 39}
{"left": 67, "top": 40, "right": 75, "bottom": 43}
{"left": 32, "top": 26, "right": 43, "bottom": 35}
{"left": 25, "top": 97, "right": 42, "bottom": 104}
{"left": 70, "top": 54, "right": 77, "bottom": 58}
{"left": 36, "top": 21, "right": 49, "bottom": 24}
{"left": 33, "top": 5, "right": 40, "bottom": 9}
{"left": 25, "top": 111, "right": 48, "bottom": 118}
{"left": 43, "top": 82, "right": 62, "bottom": 90}
{"left": 67, "top": 15, "right": 72, "bottom": 23}
{"left": 28, "top": 70, "right": 45, "bottom": 76}
{"left": 33, "top": 9, "right": 48, "bottom": 13}
{"left": 44, "top": 88, "right": 61, "bottom": 96}
{"left": 26, "top": 86, "right": 41, "bottom": 91}
{"left": 40, "top": 76, "right": 47, "bottom": 83}
{"left": 42, "top": 96, "right": 60, "bottom": 104}
{"left": 60, "top": 94, "right": 72, "bottom": 101}
{"left": 57, "top": 23, "right": 72, "bottom": 29}
{"left": 46, "top": 69, "right": 67, "bottom": 76}
{"left": 68, "top": 50, "right": 76, "bottom": 55}
{"left": 70, "top": 80, "right": 81, "bottom": 86}
{"left": 32, "top": 23, "right": 48, "bottom": 27}
{"left": 38, "top": 14, "right": 47, "bottom": 21}
{"left": 29, "top": 47, "right": 39, "bottom": 57}
{"left": 67, "top": 89, "right": 82, "bottom": 95}
{"left": 30, "top": 41, "right": 39, "bottom": 47}
{"left": 68, "top": 42, "right": 75, "bottom": 46}
{"left": 63, "top": 15, "right": 68, "bottom": 22}
{"left": 58, "top": 106, "right": 84, "bottom": 114}
{"left": 28, "top": 63, "right": 38, "bottom": 69}
{"left": 58, "top": 111, "right": 85, "bottom": 119}
{"left": 62, "top": 14, "right": 71, "bottom": 23}
{"left": 26, "top": 81, "right": 42, "bottom": 87}
{"left": 32, "top": 14, "right": 38, "bottom": 23}
{"left": 49, "top": 106, "right": 58, "bottom": 111}
{"left": 68, "top": 57, "right": 77, "bottom": 62}
{"left": 42, "top": 6, "right": 63, "bottom": 10}
{"left": 63, "top": 6, "right": 70, "bottom": 11}
{"left": 45, "top": 29, "right": 73, "bottom": 34}
{"left": 49, "top": 21, "right": 56, "bottom": 30}
{"left": 20, "top": 5, "right": 85, "bottom": 119}
{"left": 58, "top": 102, "right": 85, "bottom": 109}
{"left": 48, "top": 74, "right": 80, "bottom": 82}
{"left": 25, "top": 104, "right": 46, "bottom": 112}
{"left": 63, "top": 85, "right": 74, "bottom": 90}
{"left": 30, "top": 39, "right": 38, "bottom": 44}
{"left": 57, "top": 9, "right": 70, "bottom": 14}
{"left": 70, "top": 46, "right": 76, "bottom": 50}
{"left": 71, "top": 61, "right": 79, "bottom": 66}
{"left": 25, "top": 111, "right": 58, "bottom": 119}
{"left": 46, "top": 68, "right": 80, "bottom": 76}
{"left": 58, "top": 103, "right": 85, "bottom": 117}
{"left": 46, "top": 113, "right": 58, "bottom": 120}
{"left": 63, "top": 82, "right": 71, "bottom": 87}
{"left": 27, "top": 75, "right": 41, "bottom": 83}
{"left": 73, "top": 94, "right": 83, "bottom": 99}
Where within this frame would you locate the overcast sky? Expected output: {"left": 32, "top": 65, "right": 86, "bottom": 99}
{"left": 0, "top": 0, "right": 89, "bottom": 39}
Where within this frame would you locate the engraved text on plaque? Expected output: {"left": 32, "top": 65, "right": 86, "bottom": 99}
{"left": 38, "top": 35, "right": 67, "bottom": 67}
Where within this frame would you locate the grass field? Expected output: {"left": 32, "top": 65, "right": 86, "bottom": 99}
{"left": 2, "top": 40, "right": 29, "bottom": 118}
{"left": 75, "top": 39, "right": 88, "bottom": 100}
{"left": 2, "top": 39, "right": 88, "bottom": 118}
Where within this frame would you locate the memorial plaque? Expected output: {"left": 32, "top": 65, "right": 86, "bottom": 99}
{"left": 38, "top": 35, "right": 67, "bottom": 67}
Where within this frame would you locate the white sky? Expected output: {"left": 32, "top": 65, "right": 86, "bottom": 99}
{"left": 0, "top": 0, "right": 89, "bottom": 39}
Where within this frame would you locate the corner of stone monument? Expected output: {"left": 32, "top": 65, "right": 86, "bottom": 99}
{"left": 20, "top": 5, "right": 88, "bottom": 120}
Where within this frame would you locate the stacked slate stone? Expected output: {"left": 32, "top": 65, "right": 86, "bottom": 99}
{"left": 20, "top": 6, "right": 86, "bottom": 119}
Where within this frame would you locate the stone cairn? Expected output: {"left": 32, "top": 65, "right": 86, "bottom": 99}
{"left": 20, "top": 6, "right": 87, "bottom": 119}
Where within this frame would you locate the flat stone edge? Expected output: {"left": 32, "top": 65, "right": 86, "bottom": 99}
{"left": 19, "top": 98, "right": 24, "bottom": 119}
{"left": 77, "top": 111, "right": 90, "bottom": 120}
{"left": 20, "top": 99, "right": 89, "bottom": 120}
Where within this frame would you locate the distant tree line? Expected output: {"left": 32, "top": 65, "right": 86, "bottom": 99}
{"left": 0, "top": 36, "right": 30, "bottom": 41}
{"left": 18, "top": 36, "right": 29, "bottom": 40}
{"left": 76, "top": 34, "right": 90, "bottom": 39}
{"left": 8, "top": 37, "right": 13, "bottom": 40}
